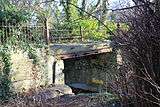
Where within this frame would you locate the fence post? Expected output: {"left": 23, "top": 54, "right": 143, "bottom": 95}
{"left": 44, "top": 19, "right": 52, "bottom": 85}
{"left": 44, "top": 19, "right": 50, "bottom": 45}
{"left": 80, "top": 26, "right": 84, "bottom": 42}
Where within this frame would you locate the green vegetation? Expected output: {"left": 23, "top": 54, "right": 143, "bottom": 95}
{"left": 0, "top": 46, "right": 12, "bottom": 101}
{"left": 45, "top": 0, "right": 117, "bottom": 41}
{"left": 0, "top": 0, "right": 29, "bottom": 24}
{"left": 0, "top": 0, "right": 46, "bottom": 101}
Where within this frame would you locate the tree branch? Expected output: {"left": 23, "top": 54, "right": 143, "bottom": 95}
{"left": 109, "top": 3, "right": 154, "bottom": 11}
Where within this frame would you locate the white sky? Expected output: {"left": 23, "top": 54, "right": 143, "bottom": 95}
{"left": 58, "top": 0, "right": 134, "bottom": 12}
{"left": 81, "top": 0, "right": 134, "bottom": 9}
{"left": 109, "top": 0, "right": 134, "bottom": 9}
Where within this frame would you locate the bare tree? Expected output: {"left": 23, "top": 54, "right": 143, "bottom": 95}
{"left": 110, "top": 0, "right": 160, "bottom": 106}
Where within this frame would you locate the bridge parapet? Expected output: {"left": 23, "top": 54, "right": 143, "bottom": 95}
{"left": 50, "top": 40, "right": 112, "bottom": 59}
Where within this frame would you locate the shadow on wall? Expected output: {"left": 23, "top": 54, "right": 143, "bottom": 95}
{"left": 63, "top": 52, "right": 117, "bottom": 92}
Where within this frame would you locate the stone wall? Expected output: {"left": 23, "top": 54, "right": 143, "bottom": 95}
{"left": 0, "top": 42, "right": 117, "bottom": 92}
{"left": 63, "top": 52, "right": 117, "bottom": 91}
{"left": 5, "top": 49, "right": 49, "bottom": 92}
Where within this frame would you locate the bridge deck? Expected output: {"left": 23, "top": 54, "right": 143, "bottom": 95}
{"left": 50, "top": 41, "right": 112, "bottom": 59}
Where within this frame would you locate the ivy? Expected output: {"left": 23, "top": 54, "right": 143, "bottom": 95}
{"left": 28, "top": 46, "right": 39, "bottom": 64}
{"left": 0, "top": 45, "right": 12, "bottom": 101}
{"left": 0, "top": 0, "right": 46, "bottom": 101}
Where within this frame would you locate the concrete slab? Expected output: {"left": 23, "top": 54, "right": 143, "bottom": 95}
{"left": 50, "top": 40, "right": 112, "bottom": 59}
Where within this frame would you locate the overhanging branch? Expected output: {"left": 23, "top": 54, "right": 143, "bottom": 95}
{"left": 109, "top": 3, "right": 154, "bottom": 11}
{"left": 35, "top": 0, "right": 117, "bottom": 37}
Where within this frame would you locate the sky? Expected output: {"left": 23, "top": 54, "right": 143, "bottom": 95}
{"left": 57, "top": 0, "right": 134, "bottom": 13}
{"left": 108, "top": 0, "right": 134, "bottom": 9}
{"left": 80, "top": 0, "right": 134, "bottom": 9}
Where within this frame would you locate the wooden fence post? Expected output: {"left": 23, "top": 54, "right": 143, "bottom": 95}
{"left": 80, "top": 26, "right": 84, "bottom": 42}
{"left": 45, "top": 19, "right": 53, "bottom": 85}
{"left": 44, "top": 19, "right": 50, "bottom": 45}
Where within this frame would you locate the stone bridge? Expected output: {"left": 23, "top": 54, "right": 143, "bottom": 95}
{"left": 0, "top": 24, "right": 120, "bottom": 92}
{"left": 48, "top": 40, "right": 118, "bottom": 92}
{"left": 8, "top": 40, "right": 119, "bottom": 92}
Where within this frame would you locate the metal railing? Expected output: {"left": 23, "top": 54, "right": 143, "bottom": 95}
{"left": 49, "top": 29, "right": 84, "bottom": 43}
{"left": 0, "top": 23, "right": 85, "bottom": 45}
{"left": 0, "top": 23, "right": 45, "bottom": 45}
{"left": 0, "top": 22, "right": 109, "bottom": 45}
